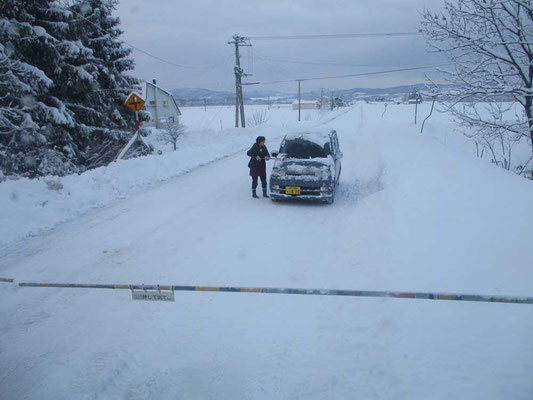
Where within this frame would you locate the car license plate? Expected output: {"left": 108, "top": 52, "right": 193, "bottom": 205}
{"left": 285, "top": 186, "right": 301, "bottom": 195}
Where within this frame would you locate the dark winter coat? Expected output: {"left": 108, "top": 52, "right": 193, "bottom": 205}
{"left": 247, "top": 143, "right": 270, "bottom": 176}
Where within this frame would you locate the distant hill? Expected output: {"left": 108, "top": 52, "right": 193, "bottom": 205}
{"left": 303, "top": 84, "right": 443, "bottom": 99}
{"left": 171, "top": 87, "right": 287, "bottom": 101}
{"left": 171, "top": 84, "right": 446, "bottom": 105}
{"left": 171, "top": 88, "right": 234, "bottom": 101}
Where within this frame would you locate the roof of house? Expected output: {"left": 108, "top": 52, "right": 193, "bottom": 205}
{"left": 143, "top": 81, "right": 182, "bottom": 116}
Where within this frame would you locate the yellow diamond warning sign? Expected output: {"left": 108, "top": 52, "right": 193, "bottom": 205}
{"left": 125, "top": 92, "right": 145, "bottom": 112}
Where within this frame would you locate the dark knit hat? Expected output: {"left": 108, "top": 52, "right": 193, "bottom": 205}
{"left": 256, "top": 136, "right": 266, "bottom": 144}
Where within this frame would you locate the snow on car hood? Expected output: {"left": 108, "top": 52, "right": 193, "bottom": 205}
{"left": 272, "top": 157, "right": 334, "bottom": 180}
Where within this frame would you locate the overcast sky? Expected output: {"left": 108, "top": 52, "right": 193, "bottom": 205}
{"left": 115, "top": 0, "right": 447, "bottom": 94}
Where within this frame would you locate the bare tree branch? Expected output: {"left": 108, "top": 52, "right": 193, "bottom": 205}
{"left": 421, "top": 0, "right": 533, "bottom": 162}
{"left": 160, "top": 120, "right": 186, "bottom": 151}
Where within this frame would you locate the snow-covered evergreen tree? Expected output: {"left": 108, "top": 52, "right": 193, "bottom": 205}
{"left": 0, "top": 0, "right": 78, "bottom": 176}
{"left": 0, "top": 0, "right": 145, "bottom": 177}
{"left": 66, "top": 0, "right": 145, "bottom": 168}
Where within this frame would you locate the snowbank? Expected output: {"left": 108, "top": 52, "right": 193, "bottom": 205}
{"left": 0, "top": 127, "right": 263, "bottom": 248}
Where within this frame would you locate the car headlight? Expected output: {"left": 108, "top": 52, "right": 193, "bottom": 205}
{"left": 272, "top": 168, "right": 285, "bottom": 176}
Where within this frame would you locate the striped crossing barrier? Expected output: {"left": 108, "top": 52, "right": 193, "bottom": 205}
{"left": 17, "top": 282, "right": 533, "bottom": 305}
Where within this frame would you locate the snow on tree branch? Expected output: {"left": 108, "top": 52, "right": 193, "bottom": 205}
{"left": 421, "top": 0, "right": 533, "bottom": 170}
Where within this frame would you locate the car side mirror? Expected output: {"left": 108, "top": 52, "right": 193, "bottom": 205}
{"left": 272, "top": 152, "right": 278, "bottom": 158}
{"left": 338, "top": 152, "right": 343, "bottom": 159}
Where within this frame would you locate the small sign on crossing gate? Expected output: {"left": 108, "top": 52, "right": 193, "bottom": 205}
{"left": 124, "top": 92, "right": 145, "bottom": 112}
{"left": 132, "top": 289, "right": 175, "bottom": 302}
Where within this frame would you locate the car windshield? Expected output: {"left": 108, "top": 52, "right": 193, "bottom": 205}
{"left": 280, "top": 138, "right": 330, "bottom": 159}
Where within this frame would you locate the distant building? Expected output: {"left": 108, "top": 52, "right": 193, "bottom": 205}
{"left": 292, "top": 100, "right": 319, "bottom": 110}
{"left": 142, "top": 80, "right": 182, "bottom": 128}
{"left": 320, "top": 96, "right": 345, "bottom": 110}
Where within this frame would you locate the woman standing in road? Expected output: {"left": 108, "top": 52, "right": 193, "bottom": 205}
{"left": 247, "top": 136, "right": 270, "bottom": 198}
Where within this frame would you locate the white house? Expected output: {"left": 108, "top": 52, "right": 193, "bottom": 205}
{"left": 142, "top": 80, "right": 182, "bottom": 128}
{"left": 292, "top": 100, "right": 319, "bottom": 110}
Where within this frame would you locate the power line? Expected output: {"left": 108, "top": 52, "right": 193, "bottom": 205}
{"left": 64, "top": 8, "right": 436, "bottom": 91}
{"left": 61, "top": 9, "right": 429, "bottom": 84}
{"left": 69, "top": 8, "right": 212, "bottom": 70}
{"left": 249, "top": 31, "right": 422, "bottom": 40}
{"left": 256, "top": 63, "right": 451, "bottom": 85}
{"left": 171, "top": 54, "right": 234, "bottom": 86}
{"left": 253, "top": 54, "right": 429, "bottom": 69}
{"left": 247, "top": 49, "right": 297, "bottom": 81}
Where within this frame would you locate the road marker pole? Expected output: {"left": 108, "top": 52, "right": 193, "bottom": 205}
{"left": 116, "top": 92, "right": 146, "bottom": 161}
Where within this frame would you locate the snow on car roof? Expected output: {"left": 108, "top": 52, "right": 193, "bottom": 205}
{"left": 283, "top": 131, "right": 333, "bottom": 145}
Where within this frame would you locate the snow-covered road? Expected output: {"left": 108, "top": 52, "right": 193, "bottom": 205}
{"left": 1, "top": 104, "right": 533, "bottom": 399}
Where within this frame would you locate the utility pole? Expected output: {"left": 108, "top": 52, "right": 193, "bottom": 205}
{"left": 204, "top": 99, "right": 207, "bottom": 112}
{"left": 320, "top": 88, "right": 324, "bottom": 109}
{"left": 228, "top": 34, "right": 251, "bottom": 128}
{"left": 297, "top": 80, "right": 302, "bottom": 121}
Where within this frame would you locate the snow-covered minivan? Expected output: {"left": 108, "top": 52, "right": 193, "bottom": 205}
{"left": 270, "top": 130, "right": 342, "bottom": 203}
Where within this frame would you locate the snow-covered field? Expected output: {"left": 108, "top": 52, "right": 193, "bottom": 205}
{"left": 1, "top": 103, "right": 533, "bottom": 399}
